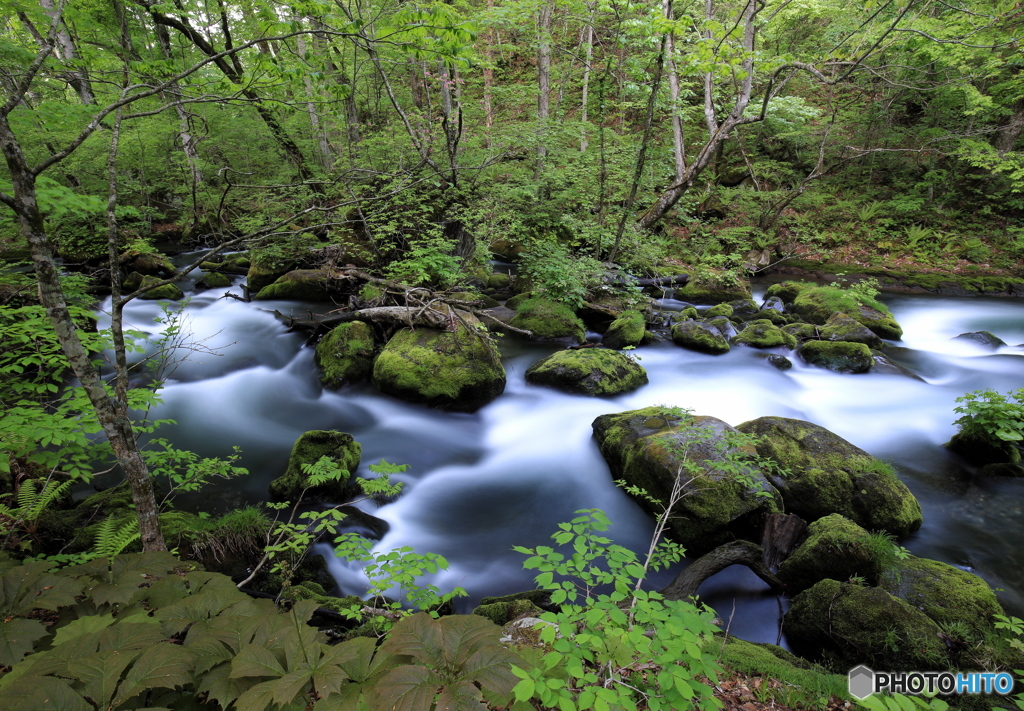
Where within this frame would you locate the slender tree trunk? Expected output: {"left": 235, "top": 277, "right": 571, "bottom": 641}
{"left": 438, "top": 62, "right": 461, "bottom": 185}
{"left": 295, "top": 19, "right": 333, "bottom": 171}
{"left": 0, "top": 114, "right": 166, "bottom": 552}
{"left": 154, "top": 24, "right": 204, "bottom": 186}
{"left": 534, "top": 0, "right": 553, "bottom": 179}
{"left": 579, "top": 18, "right": 594, "bottom": 152}
{"left": 37, "top": 0, "right": 95, "bottom": 104}
{"left": 664, "top": 0, "right": 685, "bottom": 181}
{"left": 996, "top": 98, "right": 1024, "bottom": 155}
{"left": 482, "top": 0, "right": 495, "bottom": 147}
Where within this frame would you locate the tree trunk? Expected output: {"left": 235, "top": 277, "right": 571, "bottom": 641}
{"left": 0, "top": 114, "right": 166, "bottom": 552}
{"left": 579, "top": 19, "right": 594, "bottom": 153}
{"left": 534, "top": 0, "right": 553, "bottom": 179}
{"left": 996, "top": 98, "right": 1024, "bottom": 155}
{"left": 37, "top": 0, "right": 95, "bottom": 105}
{"left": 482, "top": 0, "right": 495, "bottom": 147}
{"left": 660, "top": 540, "right": 783, "bottom": 601}
{"left": 664, "top": 0, "right": 685, "bottom": 181}
{"left": 154, "top": 24, "right": 204, "bottom": 186}
{"left": 295, "top": 20, "right": 334, "bottom": 172}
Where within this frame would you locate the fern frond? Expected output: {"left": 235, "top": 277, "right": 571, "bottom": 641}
{"left": 20, "top": 479, "right": 72, "bottom": 520}
{"left": 93, "top": 516, "right": 141, "bottom": 557}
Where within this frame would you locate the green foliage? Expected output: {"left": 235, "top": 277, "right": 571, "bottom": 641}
{"left": 383, "top": 233, "right": 463, "bottom": 288}
{"left": 953, "top": 388, "right": 1024, "bottom": 444}
{"left": 518, "top": 242, "right": 604, "bottom": 308}
{"left": 511, "top": 509, "right": 722, "bottom": 711}
{"left": 857, "top": 694, "right": 949, "bottom": 710}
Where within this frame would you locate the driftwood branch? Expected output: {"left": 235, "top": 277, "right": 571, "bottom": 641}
{"left": 660, "top": 540, "right": 784, "bottom": 601}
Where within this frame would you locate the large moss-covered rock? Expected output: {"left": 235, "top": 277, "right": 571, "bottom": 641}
{"left": 777, "top": 514, "right": 881, "bottom": 592}
{"left": 676, "top": 271, "right": 752, "bottom": 304}
{"left": 818, "top": 312, "right": 883, "bottom": 348}
{"left": 670, "top": 319, "right": 731, "bottom": 354}
{"left": 880, "top": 556, "right": 1003, "bottom": 643}
{"left": 736, "top": 416, "right": 923, "bottom": 537}
{"left": 196, "top": 271, "right": 232, "bottom": 289}
{"left": 246, "top": 261, "right": 294, "bottom": 294}
{"left": 946, "top": 431, "right": 1021, "bottom": 467}
{"left": 315, "top": 321, "right": 376, "bottom": 389}
{"left": 137, "top": 275, "right": 184, "bottom": 301}
{"left": 510, "top": 298, "right": 586, "bottom": 343}
{"left": 253, "top": 269, "right": 335, "bottom": 301}
{"left": 603, "top": 311, "right": 645, "bottom": 350}
{"left": 592, "top": 407, "right": 781, "bottom": 554}
{"left": 785, "top": 579, "right": 948, "bottom": 672}
{"left": 119, "top": 249, "right": 175, "bottom": 277}
{"left": 732, "top": 319, "right": 797, "bottom": 349}
{"left": 372, "top": 321, "right": 506, "bottom": 411}
{"left": 790, "top": 285, "right": 902, "bottom": 340}
{"left": 797, "top": 341, "right": 874, "bottom": 373}
{"left": 525, "top": 348, "right": 647, "bottom": 396}
{"left": 269, "top": 430, "right": 361, "bottom": 502}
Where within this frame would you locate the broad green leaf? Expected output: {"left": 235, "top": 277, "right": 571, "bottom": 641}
{"left": 0, "top": 617, "right": 47, "bottom": 667}
{"left": 52, "top": 613, "right": 115, "bottom": 646}
{"left": 0, "top": 675, "right": 91, "bottom": 711}
{"left": 111, "top": 643, "right": 194, "bottom": 707}
{"left": 435, "top": 678, "right": 489, "bottom": 711}
{"left": 99, "top": 621, "right": 168, "bottom": 652}
{"left": 196, "top": 662, "right": 259, "bottom": 710}
{"left": 230, "top": 643, "right": 287, "bottom": 678}
{"left": 367, "top": 664, "right": 445, "bottom": 711}
{"left": 69, "top": 648, "right": 143, "bottom": 708}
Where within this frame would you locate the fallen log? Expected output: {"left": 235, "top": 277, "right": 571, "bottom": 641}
{"left": 659, "top": 540, "right": 784, "bottom": 601}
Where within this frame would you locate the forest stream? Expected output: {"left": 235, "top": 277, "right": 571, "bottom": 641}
{"left": 95, "top": 255, "right": 1024, "bottom": 648}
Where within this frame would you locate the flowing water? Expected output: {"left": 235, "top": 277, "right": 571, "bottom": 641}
{"left": 97, "top": 260, "right": 1024, "bottom": 645}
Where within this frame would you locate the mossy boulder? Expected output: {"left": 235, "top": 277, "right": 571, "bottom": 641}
{"left": 372, "top": 320, "right": 506, "bottom": 411}
{"left": 777, "top": 514, "right": 881, "bottom": 592}
{"left": 785, "top": 579, "right": 948, "bottom": 672}
{"left": 946, "top": 431, "right": 1021, "bottom": 467}
{"left": 486, "top": 273, "right": 511, "bottom": 290}
{"left": 750, "top": 309, "right": 790, "bottom": 326}
{"left": 603, "top": 311, "right": 645, "bottom": 350}
{"left": 732, "top": 319, "right": 797, "bottom": 349}
{"left": 315, "top": 321, "right": 376, "bottom": 389}
{"left": 449, "top": 291, "right": 500, "bottom": 308}
{"left": 790, "top": 285, "right": 902, "bottom": 340}
{"left": 880, "top": 556, "right": 1003, "bottom": 643}
{"left": 818, "top": 312, "right": 883, "bottom": 349}
{"left": 119, "top": 249, "right": 174, "bottom": 277}
{"left": 253, "top": 269, "right": 335, "bottom": 301}
{"left": 764, "top": 281, "right": 816, "bottom": 304}
{"left": 592, "top": 407, "right": 781, "bottom": 554}
{"left": 797, "top": 341, "right": 874, "bottom": 373}
{"left": 676, "top": 271, "right": 752, "bottom": 304}
{"left": 246, "top": 261, "right": 294, "bottom": 294}
{"left": 736, "top": 416, "right": 923, "bottom": 537}
{"left": 706, "top": 303, "right": 734, "bottom": 318}
{"left": 782, "top": 323, "right": 819, "bottom": 342}
{"left": 473, "top": 598, "right": 544, "bottom": 626}
{"left": 196, "top": 271, "right": 232, "bottom": 289}
{"left": 670, "top": 319, "right": 731, "bottom": 354}
{"left": 525, "top": 348, "right": 648, "bottom": 396}
{"left": 504, "top": 292, "right": 534, "bottom": 310}
{"left": 137, "top": 275, "right": 184, "bottom": 301}
{"left": 509, "top": 298, "right": 586, "bottom": 343}
{"left": 269, "top": 430, "right": 361, "bottom": 502}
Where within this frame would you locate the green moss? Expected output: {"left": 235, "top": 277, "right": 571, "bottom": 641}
{"left": 137, "top": 276, "right": 184, "bottom": 301}
{"left": 750, "top": 308, "right": 791, "bottom": 325}
{"left": 786, "top": 579, "right": 949, "bottom": 672}
{"left": 358, "top": 284, "right": 385, "bottom": 302}
{"left": 818, "top": 312, "right": 883, "bottom": 348}
{"left": 246, "top": 262, "right": 293, "bottom": 294}
{"left": 670, "top": 320, "right": 731, "bottom": 354}
{"left": 268, "top": 430, "right": 361, "bottom": 502}
{"left": 473, "top": 598, "right": 543, "bottom": 626}
{"left": 486, "top": 273, "right": 511, "bottom": 289}
{"left": 705, "top": 303, "right": 733, "bottom": 318}
{"left": 602, "top": 311, "right": 645, "bottom": 350}
{"left": 777, "top": 514, "right": 880, "bottom": 592}
{"left": 315, "top": 321, "right": 376, "bottom": 389}
{"left": 525, "top": 348, "right": 648, "bottom": 396}
{"left": 197, "top": 271, "right": 231, "bottom": 289}
{"left": 732, "top": 319, "right": 797, "bottom": 349}
{"left": 782, "top": 322, "right": 819, "bottom": 341}
{"left": 737, "top": 416, "right": 923, "bottom": 537}
{"left": 592, "top": 409, "right": 780, "bottom": 555}
{"left": 679, "top": 306, "right": 699, "bottom": 320}
{"left": 715, "top": 637, "right": 850, "bottom": 706}
{"left": 791, "top": 286, "right": 902, "bottom": 340}
{"left": 253, "top": 269, "right": 334, "bottom": 301}
{"left": 509, "top": 298, "right": 586, "bottom": 342}
{"left": 283, "top": 582, "right": 364, "bottom": 616}
{"left": 880, "top": 556, "right": 1003, "bottom": 643}
{"left": 449, "top": 291, "right": 499, "bottom": 308}
{"left": 676, "top": 271, "right": 752, "bottom": 304}
{"left": 764, "top": 281, "right": 816, "bottom": 303}
{"left": 372, "top": 322, "right": 506, "bottom": 411}
{"left": 797, "top": 340, "right": 874, "bottom": 373}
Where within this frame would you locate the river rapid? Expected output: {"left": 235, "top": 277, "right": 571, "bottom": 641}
{"left": 97, "top": 262, "right": 1024, "bottom": 646}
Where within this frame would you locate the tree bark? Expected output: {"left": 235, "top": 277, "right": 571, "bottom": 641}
{"left": 996, "top": 97, "right": 1024, "bottom": 155}
{"left": 37, "top": 0, "right": 95, "bottom": 105}
{"left": 579, "top": 16, "right": 594, "bottom": 153}
{"left": 660, "top": 540, "right": 783, "bottom": 601}
{"left": 534, "top": 0, "right": 553, "bottom": 179}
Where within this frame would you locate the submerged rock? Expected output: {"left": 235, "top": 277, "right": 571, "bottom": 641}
{"left": 946, "top": 431, "right": 1022, "bottom": 467}
{"left": 671, "top": 319, "right": 731, "bottom": 354}
{"left": 785, "top": 579, "right": 948, "bottom": 672}
{"left": 797, "top": 340, "right": 874, "bottom": 373}
{"left": 372, "top": 320, "right": 506, "bottom": 411}
{"left": 137, "top": 275, "right": 184, "bottom": 301}
{"left": 315, "top": 321, "right": 376, "bottom": 388}
{"left": 953, "top": 331, "right": 1006, "bottom": 350}
{"left": 269, "top": 430, "right": 361, "bottom": 502}
{"left": 526, "top": 348, "right": 647, "bottom": 396}
{"left": 736, "top": 416, "right": 923, "bottom": 537}
{"left": 766, "top": 354, "right": 792, "bottom": 370}
{"left": 592, "top": 407, "right": 781, "bottom": 554}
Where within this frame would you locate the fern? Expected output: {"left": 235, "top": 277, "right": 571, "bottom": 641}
{"left": 92, "top": 517, "right": 141, "bottom": 558}
{"left": 16, "top": 478, "right": 72, "bottom": 521}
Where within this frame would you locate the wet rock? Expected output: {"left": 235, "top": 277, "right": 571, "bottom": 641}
{"left": 736, "top": 416, "right": 923, "bottom": 537}
{"left": 670, "top": 319, "right": 731, "bottom": 354}
{"left": 818, "top": 312, "right": 883, "bottom": 349}
{"left": 253, "top": 269, "right": 336, "bottom": 301}
{"left": 766, "top": 354, "right": 792, "bottom": 370}
{"left": 269, "top": 430, "right": 361, "bottom": 502}
{"left": 602, "top": 310, "right": 645, "bottom": 349}
{"left": 509, "top": 298, "right": 586, "bottom": 343}
{"left": 372, "top": 319, "right": 506, "bottom": 411}
{"left": 732, "top": 319, "right": 797, "bottom": 349}
{"left": 785, "top": 579, "right": 948, "bottom": 671}
{"left": 315, "top": 321, "right": 376, "bottom": 388}
{"left": 789, "top": 285, "right": 902, "bottom": 340}
{"left": 777, "top": 514, "right": 881, "bottom": 592}
{"left": 953, "top": 331, "right": 1006, "bottom": 350}
{"left": 760, "top": 295, "right": 786, "bottom": 312}
{"left": 592, "top": 407, "right": 781, "bottom": 554}
{"left": 880, "top": 556, "right": 1003, "bottom": 643}
{"left": 137, "top": 275, "right": 184, "bottom": 301}
{"left": 946, "top": 432, "right": 1021, "bottom": 467}
{"left": 676, "top": 271, "right": 752, "bottom": 304}
{"left": 196, "top": 271, "right": 232, "bottom": 290}
{"left": 797, "top": 340, "right": 874, "bottom": 373}
{"left": 119, "top": 249, "right": 175, "bottom": 277}
{"left": 526, "top": 348, "right": 647, "bottom": 396}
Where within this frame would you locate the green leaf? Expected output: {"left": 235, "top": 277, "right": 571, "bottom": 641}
{"left": 69, "top": 648, "right": 144, "bottom": 708}
{"left": 0, "top": 675, "right": 91, "bottom": 711}
{"left": 111, "top": 643, "right": 194, "bottom": 707}
{"left": 368, "top": 664, "right": 445, "bottom": 711}
{"left": 230, "top": 643, "right": 287, "bottom": 678}
{"left": 0, "top": 618, "right": 48, "bottom": 667}
{"left": 51, "top": 614, "right": 116, "bottom": 646}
